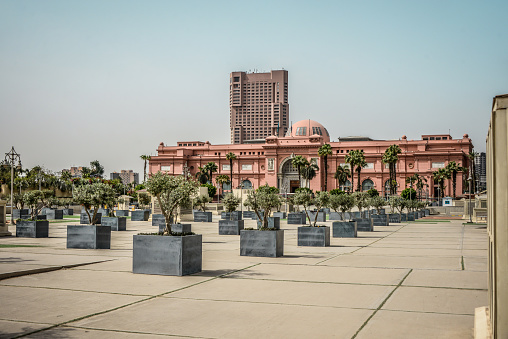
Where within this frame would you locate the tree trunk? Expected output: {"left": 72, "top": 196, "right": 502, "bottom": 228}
{"left": 323, "top": 156, "right": 328, "bottom": 192}
{"left": 230, "top": 159, "right": 233, "bottom": 191}
{"left": 452, "top": 171, "right": 457, "bottom": 198}
{"left": 357, "top": 167, "right": 361, "bottom": 192}
{"left": 350, "top": 165, "right": 354, "bottom": 193}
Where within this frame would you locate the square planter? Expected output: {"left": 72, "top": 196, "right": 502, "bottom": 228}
{"left": 413, "top": 212, "right": 419, "bottom": 220}
{"left": 16, "top": 220, "right": 49, "bottom": 238}
{"left": 354, "top": 218, "right": 373, "bottom": 232}
{"left": 329, "top": 212, "right": 342, "bottom": 220}
{"left": 115, "top": 210, "right": 129, "bottom": 217}
{"left": 219, "top": 219, "right": 244, "bottom": 235}
{"left": 321, "top": 208, "right": 331, "bottom": 214}
{"left": 98, "top": 208, "right": 110, "bottom": 217}
{"left": 194, "top": 211, "right": 212, "bottom": 222}
{"left": 80, "top": 212, "right": 102, "bottom": 225}
{"left": 221, "top": 211, "right": 243, "bottom": 220}
{"left": 309, "top": 211, "right": 326, "bottom": 222}
{"left": 101, "top": 217, "right": 127, "bottom": 231}
{"left": 45, "top": 209, "right": 63, "bottom": 220}
{"left": 272, "top": 212, "right": 287, "bottom": 219}
{"left": 35, "top": 215, "right": 47, "bottom": 220}
{"left": 388, "top": 213, "right": 401, "bottom": 223}
{"left": 62, "top": 208, "right": 74, "bottom": 216}
{"left": 371, "top": 214, "right": 388, "bottom": 226}
{"left": 240, "top": 229, "right": 284, "bottom": 257}
{"left": 133, "top": 234, "right": 202, "bottom": 276}
{"left": 13, "top": 209, "right": 30, "bottom": 219}
{"left": 67, "top": 225, "right": 111, "bottom": 249}
{"left": 159, "top": 223, "right": 192, "bottom": 234}
{"left": 131, "top": 210, "right": 149, "bottom": 221}
{"left": 257, "top": 216, "right": 280, "bottom": 230}
{"left": 297, "top": 226, "right": 330, "bottom": 246}
{"left": 152, "top": 214, "right": 167, "bottom": 226}
{"left": 376, "top": 208, "right": 386, "bottom": 215}
{"left": 251, "top": 210, "right": 265, "bottom": 220}
{"left": 423, "top": 209, "right": 430, "bottom": 216}
{"left": 400, "top": 213, "right": 407, "bottom": 222}
{"left": 406, "top": 212, "right": 415, "bottom": 221}
{"left": 287, "top": 212, "right": 306, "bottom": 224}
{"left": 243, "top": 211, "right": 255, "bottom": 218}
{"left": 332, "top": 221, "right": 357, "bottom": 238}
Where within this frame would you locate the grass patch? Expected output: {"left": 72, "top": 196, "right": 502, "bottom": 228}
{"left": 411, "top": 220, "right": 451, "bottom": 223}
{"left": 65, "top": 215, "right": 80, "bottom": 219}
{"left": 0, "top": 244, "right": 44, "bottom": 248}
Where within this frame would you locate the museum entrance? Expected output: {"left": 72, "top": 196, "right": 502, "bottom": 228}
{"left": 278, "top": 157, "right": 300, "bottom": 194}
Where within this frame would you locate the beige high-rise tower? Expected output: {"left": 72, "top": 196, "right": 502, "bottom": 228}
{"left": 230, "top": 70, "right": 289, "bottom": 144}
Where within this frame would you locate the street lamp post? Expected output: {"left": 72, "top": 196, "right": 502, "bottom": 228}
{"left": 4, "top": 147, "right": 22, "bottom": 226}
{"left": 468, "top": 169, "right": 473, "bottom": 223}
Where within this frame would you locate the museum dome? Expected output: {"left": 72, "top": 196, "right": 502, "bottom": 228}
{"left": 286, "top": 119, "right": 330, "bottom": 142}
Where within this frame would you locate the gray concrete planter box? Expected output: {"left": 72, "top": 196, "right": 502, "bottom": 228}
{"left": 332, "top": 221, "right": 357, "bottom": 238}
{"left": 407, "top": 212, "right": 415, "bottom": 221}
{"left": 329, "top": 212, "right": 342, "bottom": 220}
{"left": 321, "top": 208, "right": 331, "bottom": 214}
{"left": 35, "top": 214, "right": 47, "bottom": 220}
{"left": 371, "top": 214, "right": 388, "bottom": 226}
{"left": 98, "top": 208, "right": 111, "bottom": 217}
{"left": 221, "top": 211, "right": 243, "bottom": 220}
{"left": 66, "top": 225, "right": 111, "bottom": 249}
{"left": 45, "top": 209, "right": 63, "bottom": 220}
{"left": 413, "top": 212, "right": 419, "bottom": 220}
{"left": 13, "top": 209, "right": 30, "bottom": 219}
{"left": 152, "top": 214, "right": 167, "bottom": 226}
{"left": 80, "top": 212, "right": 102, "bottom": 225}
{"left": 159, "top": 223, "right": 192, "bottom": 234}
{"left": 287, "top": 212, "right": 306, "bottom": 224}
{"left": 251, "top": 210, "right": 265, "bottom": 220}
{"left": 132, "top": 234, "right": 202, "bottom": 276}
{"left": 115, "top": 210, "right": 129, "bottom": 217}
{"left": 297, "top": 226, "right": 330, "bottom": 247}
{"left": 243, "top": 211, "right": 255, "bottom": 219}
{"left": 62, "top": 208, "right": 74, "bottom": 215}
{"left": 219, "top": 220, "right": 244, "bottom": 235}
{"left": 400, "top": 213, "right": 407, "bottom": 222}
{"left": 423, "top": 209, "right": 430, "bottom": 216}
{"left": 272, "top": 212, "right": 287, "bottom": 219}
{"left": 101, "top": 217, "right": 127, "bottom": 231}
{"left": 388, "top": 213, "right": 401, "bottom": 223}
{"left": 194, "top": 211, "right": 212, "bottom": 222}
{"left": 240, "top": 229, "right": 284, "bottom": 257}
{"left": 376, "top": 208, "right": 386, "bottom": 215}
{"left": 257, "top": 217, "right": 280, "bottom": 230}
{"left": 131, "top": 210, "right": 149, "bottom": 221}
{"left": 354, "top": 218, "right": 373, "bottom": 232}
{"left": 16, "top": 220, "right": 49, "bottom": 238}
{"left": 309, "top": 211, "right": 326, "bottom": 222}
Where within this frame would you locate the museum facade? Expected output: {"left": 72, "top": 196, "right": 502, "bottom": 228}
{"left": 149, "top": 120, "right": 474, "bottom": 199}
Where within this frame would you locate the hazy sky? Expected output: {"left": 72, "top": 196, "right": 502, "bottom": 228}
{"left": 1, "top": 0, "right": 506, "bottom": 178}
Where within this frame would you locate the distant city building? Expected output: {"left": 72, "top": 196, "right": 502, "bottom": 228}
{"left": 230, "top": 70, "right": 289, "bottom": 144}
{"left": 475, "top": 152, "right": 486, "bottom": 191}
{"left": 64, "top": 166, "right": 84, "bottom": 178}
{"left": 110, "top": 170, "right": 139, "bottom": 185}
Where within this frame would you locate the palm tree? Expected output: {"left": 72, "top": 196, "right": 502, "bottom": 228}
{"left": 405, "top": 173, "right": 427, "bottom": 200}
{"left": 203, "top": 162, "right": 218, "bottom": 184}
{"left": 318, "top": 144, "right": 332, "bottom": 191}
{"left": 433, "top": 168, "right": 451, "bottom": 199}
{"left": 291, "top": 155, "right": 309, "bottom": 188}
{"left": 382, "top": 145, "right": 402, "bottom": 195}
{"left": 216, "top": 174, "right": 230, "bottom": 201}
{"left": 334, "top": 165, "right": 351, "bottom": 192}
{"left": 140, "top": 155, "right": 151, "bottom": 183}
{"left": 345, "top": 150, "right": 367, "bottom": 192}
{"left": 301, "top": 162, "right": 319, "bottom": 189}
{"left": 445, "top": 161, "right": 465, "bottom": 199}
{"left": 195, "top": 166, "right": 209, "bottom": 184}
{"left": 467, "top": 150, "right": 478, "bottom": 193}
{"left": 225, "top": 152, "right": 237, "bottom": 190}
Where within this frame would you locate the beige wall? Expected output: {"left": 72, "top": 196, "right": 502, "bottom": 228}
{"left": 486, "top": 94, "right": 508, "bottom": 338}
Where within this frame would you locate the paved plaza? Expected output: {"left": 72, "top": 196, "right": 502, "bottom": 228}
{"left": 0, "top": 215, "right": 487, "bottom": 338}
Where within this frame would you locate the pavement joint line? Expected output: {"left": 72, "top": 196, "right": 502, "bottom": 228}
{"left": 219, "top": 275, "right": 400, "bottom": 287}
{"left": 351, "top": 268, "right": 413, "bottom": 339}
{"left": 0, "top": 317, "right": 53, "bottom": 325}
{"left": 0, "top": 283, "right": 155, "bottom": 297}
{"left": 377, "top": 308, "right": 476, "bottom": 316}
{"left": 60, "top": 325, "right": 215, "bottom": 338}
{"left": 0, "top": 259, "right": 115, "bottom": 281}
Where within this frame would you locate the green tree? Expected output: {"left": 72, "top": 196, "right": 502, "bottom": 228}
{"left": 225, "top": 152, "right": 237, "bottom": 190}
{"left": 405, "top": 173, "right": 427, "bottom": 201}
{"left": 345, "top": 150, "right": 367, "bottom": 192}
{"left": 140, "top": 155, "right": 151, "bottom": 183}
{"left": 352, "top": 192, "right": 369, "bottom": 215}
{"left": 291, "top": 155, "right": 309, "bottom": 188}
{"left": 329, "top": 193, "right": 355, "bottom": 220}
{"left": 73, "top": 182, "right": 116, "bottom": 225}
{"left": 445, "top": 161, "right": 465, "bottom": 198}
{"left": 244, "top": 184, "right": 280, "bottom": 229}
{"left": 222, "top": 193, "right": 241, "bottom": 215}
{"left": 203, "top": 162, "right": 218, "bottom": 185}
{"left": 193, "top": 195, "right": 212, "bottom": 212}
{"left": 195, "top": 167, "right": 209, "bottom": 185}
{"left": 145, "top": 172, "right": 198, "bottom": 234}
{"left": 369, "top": 196, "right": 386, "bottom": 214}
{"left": 433, "top": 168, "right": 451, "bottom": 199}
{"left": 301, "top": 162, "right": 319, "bottom": 189}
{"left": 334, "top": 165, "right": 351, "bottom": 192}
{"left": 382, "top": 145, "right": 402, "bottom": 195}
{"left": 318, "top": 144, "right": 332, "bottom": 191}
{"left": 467, "top": 150, "right": 478, "bottom": 193}
{"left": 215, "top": 174, "right": 230, "bottom": 199}
{"left": 401, "top": 188, "right": 416, "bottom": 200}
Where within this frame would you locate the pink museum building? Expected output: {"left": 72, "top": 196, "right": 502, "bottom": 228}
{"left": 149, "top": 120, "right": 474, "bottom": 199}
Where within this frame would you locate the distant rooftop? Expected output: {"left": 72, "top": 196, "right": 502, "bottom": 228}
{"left": 338, "top": 136, "right": 374, "bottom": 142}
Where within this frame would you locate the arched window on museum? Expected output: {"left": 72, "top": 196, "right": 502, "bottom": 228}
{"left": 222, "top": 182, "right": 231, "bottom": 192}
{"left": 384, "top": 179, "right": 392, "bottom": 197}
{"left": 339, "top": 180, "right": 351, "bottom": 192}
{"left": 362, "top": 179, "right": 374, "bottom": 192}
{"left": 241, "top": 180, "right": 252, "bottom": 189}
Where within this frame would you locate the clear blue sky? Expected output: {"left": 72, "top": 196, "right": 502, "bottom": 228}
{"left": 1, "top": 0, "right": 506, "bottom": 177}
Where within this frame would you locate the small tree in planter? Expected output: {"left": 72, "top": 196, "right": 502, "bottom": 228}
{"left": 330, "top": 193, "right": 357, "bottom": 237}
{"left": 101, "top": 194, "right": 127, "bottom": 231}
{"left": 219, "top": 193, "right": 243, "bottom": 234}
{"left": 370, "top": 196, "right": 385, "bottom": 215}
{"left": 222, "top": 193, "right": 241, "bottom": 217}
{"left": 135, "top": 172, "right": 202, "bottom": 276}
{"left": 294, "top": 190, "right": 330, "bottom": 246}
{"left": 74, "top": 183, "right": 116, "bottom": 225}
{"left": 138, "top": 192, "right": 151, "bottom": 211}
{"left": 16, "top": 191, "right": 49, "bottom": 238}
{"left": 242, "top": 184, "right": 284, "bottom": 256}
{"left": 352, "top": 192, "right": 369, "bottom": 218}
{"left": 330, "top": 193, "right": 354, "bottom": 221}
{"left": 193, "top": 195, "right": 213, "bottom": 222}
{"left": 370, "top": 196, "right": 388, "bottom": 226}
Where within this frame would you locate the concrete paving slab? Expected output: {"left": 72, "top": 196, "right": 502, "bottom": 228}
{"left": 463, "top": 256, "right": 488, "bottom": 271}
{"left": 25, "top": 326, "right": 168, "bottom": 338}
{"left": 320, "top": 254, "right": 462, "bottom": 270}
{"left": 0, "top": 319, "right": 51, "bottom": 339}
{"left": 71, "top": 297, "right": 373, "bottom": 338}
{"left": 0, "top": 285, "right": 145, "bottom": 324}
{"left": 165, "top": 277, "right": 394, "bottom": 309}
{"left": 354, "top": 247, "right": 464, "bottom": 257}
{"left": 382, "top": 286, "right": 488, "bottom": 315}
{"left": 355, "top": 310, "right": 474, "bottom": 339}
{"left": 403, "top": 269, "right": 488, "bottom": 290}
{"left": 225, "top": 263, "right": 409, "bottom": 285}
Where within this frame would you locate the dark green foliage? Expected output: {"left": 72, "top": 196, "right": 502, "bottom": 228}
{"left": 401, "top": 188, "right": 417, "bottom": 200}
{"left": 329, "top": 189, "right": 345, "bottom": 196}
{"left": 366, "top": 188, "right": 379, "bottom": 197}
{"left": 295, "top": 187, "right": 312, "bottom": 194}
{"left": 201, "top": 183, "right": 217, "bottom": 198}
{"left": 135, "top": 184, "right": 146, "bottom": 191}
